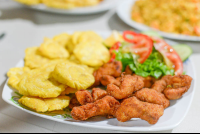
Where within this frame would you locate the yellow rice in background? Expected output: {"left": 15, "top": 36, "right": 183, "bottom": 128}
{"left": 131, "top": 0, "right": 200, "bottom": 36}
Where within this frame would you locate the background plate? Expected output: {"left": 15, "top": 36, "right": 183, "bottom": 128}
{"left": 16, "top": 0, "right": 120, "bottom": 15}
{"left": 117, "top": 0, "right": 200, "bottom": 41}
{"left": 2, "top": 31, "right": 196, "bottom": 132}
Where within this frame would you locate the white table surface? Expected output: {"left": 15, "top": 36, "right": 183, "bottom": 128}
{"left": 0, "top": 0, "right": 200, "bottom": 133}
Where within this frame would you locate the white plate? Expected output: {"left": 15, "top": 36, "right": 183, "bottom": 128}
{"left": 2, "top": 32, "right": 196, "bottom": 132}
{"left": 17, "top": 0, "right": 120, "bottom": 15}
{"left": 117, "top": 0, "right": 200, "bottom": 41}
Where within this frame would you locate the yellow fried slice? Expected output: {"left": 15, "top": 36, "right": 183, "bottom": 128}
{"left": 61, "top": 87, "right": 79, "bottom": 96}
{"left": 24, "top": 47, "right": 51, "bottom": 69}
{"left": 68, "top": 55, "right": 95, "bottom": 74}
{"left": 104, "top": 30, "right": 124, "bottom": 48}
{"left": 18, "top": 96, "right": 70, "bottom": 112}
{"left": 79, "top": 64, "right": 95, "bottom": 74}
{"left": 7, "top": 67, "right": 31, "bottom": 90}
{"left": 15, "top": 0, "right": 41, "bottom": 5}
{"left": 45, "top": 96, "right": 70, "bottom": 112}
{"left": 71, "top": 31, "right": 83, "bottom": 45}
{"left": 73, "top": 41, "right": 110, "bottom": 67}
{"left": 65, "top": 32, "right": 83, "bottom": 54}
{"left": 68, "top": 54, "right": 81, "bottom": 64}
{"left": 51, "top": 61, "right": 95, "bottom": 90}
{"left": 53, "top": 33, "right": 71, "bottom": 47}
{"left": 39, "top": 38, "right": 70, "bottom": 59}
{"left": 18, "top": 67, "right": 66, "bottom": 98}
{"left": 78, "top": 31, "right": 103, "bottom": 44}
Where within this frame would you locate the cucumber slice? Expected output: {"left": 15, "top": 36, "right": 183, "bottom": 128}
{"left": 142, "top": 31, "right": 163, "bottom": 38}
{"left": 172, "top": 44, "right": 193, "bottom": 62}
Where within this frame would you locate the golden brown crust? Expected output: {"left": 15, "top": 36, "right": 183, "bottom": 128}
{"left": 75, "top": 90, "right": 93, "bottom": 105}
{"left": 107, "top": 74, "right": 144, "bottom": 100}
{"left": 152, "top": 75, "right": 173, "bottom": 93}
{"left": 93, "top": 61, "right": 122, "bottom": 87}
{"left": 163, "top": 75, "right": 193, "bottom": 100}
{"left": 125, "top": 65, "right": 133, "bottom": 75}
{"left": 135, "top": 88, "right": 170, "bottom": 109}
{"left": 91, "top": 88, "right": 108, "bottom": 102}
{"left": 116, "top": 97, "right": 164, "bottom": 124}
{"left": 100, "top": 75, "right": 120, "bottom": 86}
{"left": 68, "top": 96, "right": 81, "bottom": 110}
{"left": 71, "top": 96, "right": 120, "bottom": 121}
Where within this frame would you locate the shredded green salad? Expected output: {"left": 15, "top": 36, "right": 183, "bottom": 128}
{"left": 114, "top": 44, "right": 174, "bottom": 79}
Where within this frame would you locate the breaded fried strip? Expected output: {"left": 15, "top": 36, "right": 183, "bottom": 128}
{"left": 116, "top": 97, "right": 164, "bottom": 124}
{"left": 107, "top": 74, "right": 144, "bottom": 100}
{"left": 71, "top": 96, "right": 120, "bottom": 121}
{"left": 125, "top": 65, "right": 133, "bottom": 75}
{"left": 68, "top": 96, "right": 81, "bottom": 110}
{"left": 93, "top": 61, "right": 122, "bottom": 87}
{"left": 75, "top": 90, "right": 93, "bottom": 105}
{"left": 91, "top": 88, "right": 108, "bottom": 101}
{"left": 100, "top": 75, "right": 120, "bottom": 86}
{"left": 152, "top": 75, "right": 172, "bottom": 93}
{"left": 163, "top": 75, "right": 192, "bottom": 100}
{"left": 135, "top": 88, "right": 170, "bottom": 109}
{"left": 133, "top": 74, "right": 156, "bottom": 88}
{"left": 164, "top": 87, "right": 188, "bottom": 100}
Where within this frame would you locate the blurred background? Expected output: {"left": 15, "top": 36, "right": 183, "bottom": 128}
{"left": 1, "top": 0, "right": 200, "bottom": 133}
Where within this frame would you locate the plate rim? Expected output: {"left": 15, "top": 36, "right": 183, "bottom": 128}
{"left": 116, "top": 0, "right": 200, "bottom": 41}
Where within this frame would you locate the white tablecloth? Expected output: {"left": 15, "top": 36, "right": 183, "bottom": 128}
{"left": 0, "top": 0, "right": 200, "bottom": 133}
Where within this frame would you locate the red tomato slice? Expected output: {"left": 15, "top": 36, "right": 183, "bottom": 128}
{"left": 109, "top": 42, "right": 121, "bottom": 62}
{"left": 152, "top": 37, "right": 183, "bottom": 75}
{"left": 123, "top": 31, "right": 153, "bottom": 63}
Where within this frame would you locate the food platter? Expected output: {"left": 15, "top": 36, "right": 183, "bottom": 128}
{"left": 2, "top": 31, "right": 196, "bottom": 132}
{"left": 16, "top": 0, "right": 120, "bottom": 15}
{"left": 117, "top": 0, "right": 200, "bottom": 41}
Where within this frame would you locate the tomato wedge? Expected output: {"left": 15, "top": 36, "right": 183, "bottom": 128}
{"left": 152, "top": 37, "right": 183, "bottom": 75}
{"left": 122, "top": 31, "right": 153, "bottom": 63}
{"left": 109, "top": 42, "right": 121, "bottom": 62}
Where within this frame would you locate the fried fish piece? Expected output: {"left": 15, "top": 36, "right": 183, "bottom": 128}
{"left": 69, "top": 96, "right": 81, "bottom": 110}
{"left": 73, "top": 41, "right": 110, "bottom": 67}
{"left": 51, "top": 61, "right": 95, "bottom": 90}
{"left": 116, "top": 97, "right": 164, "bottom": 124}
{"left": 18, "top": 96, "right": 70, "bottom": 112}
{"left": 152, "top": 75, "right": 173, "bottom": 93}
{"left": 71, "top": 96, "right": 120, "bottom": 121}
{"left": 75, "top": 90, "right": 94, "bottom": 105}
{"left": 91, "top": 88, "right": 108, "bottom": 101}
{"left": 107, "top": 74, "right": 144, "bottom": 100}
{"left": 38, "top": 38, "right": 70, "bottom": 59}
{"left": 135, "top": 88, "right": 170, "bottom": 109}
{"left": 93, "top": 61, "right": 122, "bottom": 87}
{"left": 133, "top": 74, "right": 156, "bottom": 88}
{"left": 7, "top": 67, "right": 31, "bottom": 90}
{"left": 100, "top": 75, "right": 120, "bottom": 86}
{"left": 163, "top": 75, "right": 193, "bottom": 100}
{"left": 24, "top": 47, "right": 51, "bottom": 69}
{"left": 125, "top": 65, "right": 133, "bottom": 75}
